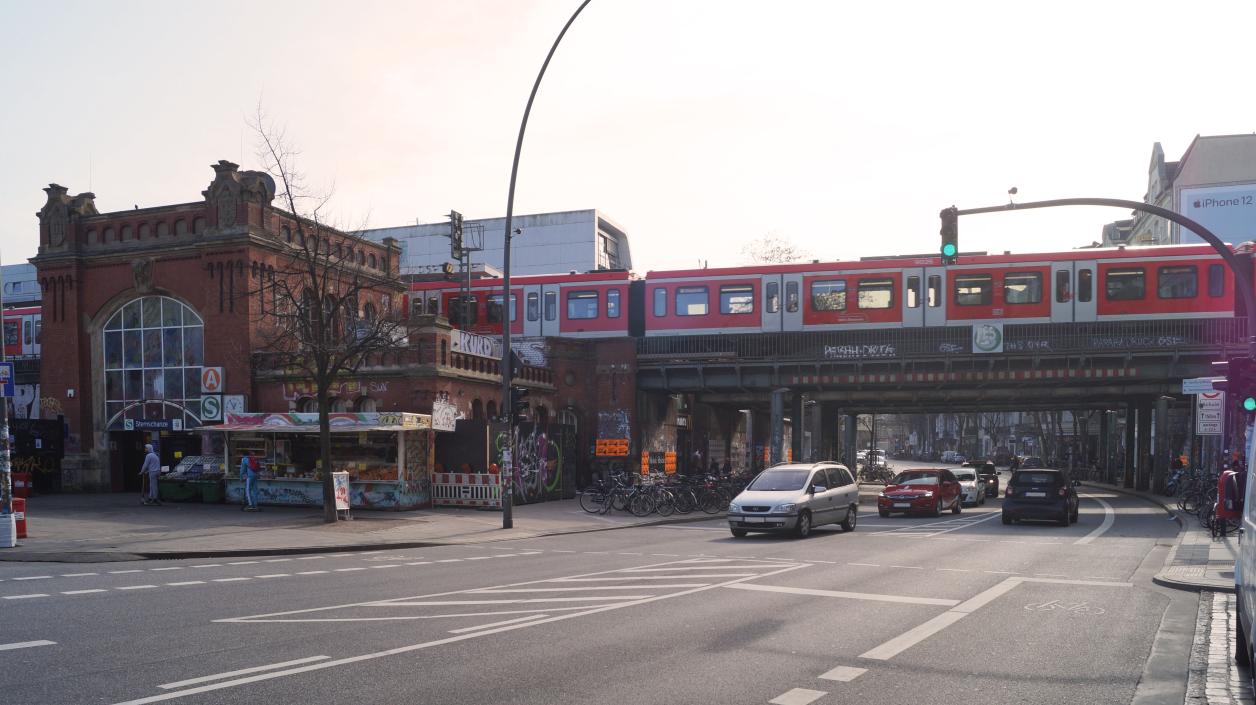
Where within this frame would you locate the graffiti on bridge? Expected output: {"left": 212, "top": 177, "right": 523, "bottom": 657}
{"left": 12, "top": 455, "right": 57, "bottom": 474}
{"left": 493, "top": 422, "right": 576, "bottom": 504}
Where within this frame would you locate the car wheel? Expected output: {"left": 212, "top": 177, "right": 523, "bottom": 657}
{"left": 952, "top": 498, "right": 962, "bottom": 514}
{"left": 1002, "top": 513, "right": 1013, "bottom": 525}
{"left": 795, "top": 511, "right": 812, "bottom": 538}
{"left": 841, "top": 506, "right": 857, "bottom": 532}
{"left": 930, "top": 499, "right": 942, "bottom": 518}
{"left": 1058, "top": 508, "right": 1070, "bottom": 527}
{"left": 878, "top": 509, "right": 890, "bottom": 518}
{"left": 730, "top": 528, "right": 748, "bottom": 538}
{"left": 1071, "top": 505, "right": 1079, "bottom": 523}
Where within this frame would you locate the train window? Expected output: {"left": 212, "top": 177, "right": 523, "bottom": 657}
{"left": 1105, "top": 267, "right": 1145, "bottom": 300}
{"left": 1209, "top": 264, "right": 1225, "bottom": 297}
{"left": 3, "top": 322, "right": 17, "bottom": 347}
{"left": 719, "top": 285, "right": 754, "bottom": 314}
{"left": 927, "top": 275, "right": 941, "bottom": 307}
{"left": 567, "top": 290, "right": 599, "bottom": 319}
{"left": 1157, "top": 266, "right": 1197, "bottom": 299}
{"left": 607, "top": 289, "right": 621, "bottom": 318}
{"left": 766, "top": 281, "right": 780, "bottom": 313}
{"left": 1004, "top": 272, "right": 1043, "bottom": 305}
{"left": 1078, "top": 269, "right": 1093, "bottom": 302}
{"left": 544, "top": 291, "right": 557, "bottom": 321}
{"left": 527, "top": 292, "right": 539, "bottom": 321}
{"left": 1054, "top": 271, "right": 1070, "bottom": 303}
{"left": 23, "top": 321, "right": 31, "bottom": 346}
{"left": 675, "top": 286, "right": 709, "bottom": 316}
{"left": 449, "top": 296, "right": 478, "bottom": 326}
{"left": 427, "top": 297, "right": 438, "bottom": 315}
{"left": 785, "top": 282, "right": 799, "bottom": 313}
{"left": 906, "top": 276, "right": 920, "bottom": 308}
{"left": 857, "top": 279, "right": 894, "bottom": 309}
{"left": 487, "top": 294, "right": 518, "bottom": 323}
{"left": 33, "top": 319, "right": 41, "bottom": 345}
{"left": 954, "top": 274, "right": 993, "bottom": 306}
{"left": 652, "top": 288, "right": 667, "bottom": 317}
{"left": 811, "top": 280, "right": 846, "bottom": 311}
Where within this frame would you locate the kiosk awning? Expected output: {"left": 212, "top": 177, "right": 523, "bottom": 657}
{"left": 210, "top": 412, "right": 432, "bottom": 433}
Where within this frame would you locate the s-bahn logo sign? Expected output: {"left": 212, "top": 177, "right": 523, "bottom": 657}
{"left": 972, "top": 322, "right": 1004, "bottom": 354}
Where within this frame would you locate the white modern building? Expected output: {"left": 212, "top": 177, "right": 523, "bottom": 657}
{"left": 1, "top": 262, "right": 40, "bottom": 306}
{"left": 362, "top": 209, "right": 632, "bottom": 278}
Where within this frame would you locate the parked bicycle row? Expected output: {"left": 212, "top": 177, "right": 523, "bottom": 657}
{"left": 578, "top": 472, "right": 751, "bottom": 517}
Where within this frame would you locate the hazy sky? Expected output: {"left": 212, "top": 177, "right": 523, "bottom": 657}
{"left": 2, "top": 0, "right": 1254, "bottom": 271}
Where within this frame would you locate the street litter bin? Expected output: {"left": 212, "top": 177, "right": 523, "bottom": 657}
{"left": 13, "top": 498, "right": 27, "bottom": 539}
{"left": 12, "top": 472, "right": 31, "bottom": 498}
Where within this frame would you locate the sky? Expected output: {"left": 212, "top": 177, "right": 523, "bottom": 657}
{"left": 2, "top": 0, "right": 1254, "bottom": 272}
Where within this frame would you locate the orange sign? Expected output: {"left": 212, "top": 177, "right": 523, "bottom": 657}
{"left": 201, "top": 367, "right": 224, "bottom": 394}
{"left": 640, "top": 451, "right": 649, "bottom": 476}
{"left": 596, "top": 439, "right": 630, "bottom": 457}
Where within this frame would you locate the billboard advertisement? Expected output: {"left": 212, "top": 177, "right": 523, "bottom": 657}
{"left": 1179, "top": 183, "right": 1256, "bottom": 244}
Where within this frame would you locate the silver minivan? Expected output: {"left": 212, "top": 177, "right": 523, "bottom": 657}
{"left": 727, "top": 463, "right": 859, "bottom": 538}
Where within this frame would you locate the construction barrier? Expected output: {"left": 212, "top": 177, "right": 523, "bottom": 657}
{"left": 432, "top": 472, "right": 502, "bottom": 508}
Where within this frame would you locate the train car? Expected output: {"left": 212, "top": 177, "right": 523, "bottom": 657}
{"left": 408, "top": 270, "right": 634, "bottom": 339}
{"left": 2, "top": 305, "right": 42, "bottom": 357}
{"left": 642, "top": 243, "right": 1239, "bottom": 336}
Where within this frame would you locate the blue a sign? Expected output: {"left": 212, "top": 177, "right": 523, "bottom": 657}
{"left": 0, "top": 362, "right": 13, "bottom": 398}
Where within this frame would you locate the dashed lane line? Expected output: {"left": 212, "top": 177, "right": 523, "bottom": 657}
{"left": 769, "top": 687, "right": 827, "bottom": 705}
{"left": 0, "top": 640, "right": 56, "bottom": 651}
{"left": 167, "top": 581, "right": 205, "bottom": 586}
{"left": 3, "top": 594, "right": 49, "bottom": 600}
{"left": 62, "top": 589, "right": 108, "bottom": 595}
{"left": 818, "top": 666, "right": 866, "bottom": 682}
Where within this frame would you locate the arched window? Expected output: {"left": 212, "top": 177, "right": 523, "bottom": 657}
{"left": 138, "top": 223, "right": 151, "bottom": 240}
{"left": 282, "top": 225, "right": 292, "bottom": 243}
{"left": 363, "top": 302, "right": 377, "bottom": 324}
{"left": 103, "top": 227, "right": 115, "bottom": 243}
{"left": 193, "top": 217, "right": 207, "bottom": 234}
{"left": 174, "top": 219, "right": 187, "bottom": 236}
{"left": 299, "top": 397, "right": 318, "bottom": 413}
{"left": 471, "top": 399, "right": 483, "bottom": 421}
{"left": 357, "top": 397, "right": 378, "bottom": 412}
{"left": 358, "top": 251, "right": 366, "bottom": 265}
{"left": 121, "top": 225, "right": 133, "bottom": 241}
{"left": 330, "top": 397, "right": 350, "bottom": 412}
{"left": 440, "top": 339, "right": 447, "bottom": 366}
{"left": 486, "top": 400, "right": 498, "bottom": 420}
{"left": 103, "top": 295, "right": 205, "bottom": 429}
{"left": 156, "top": 221, "right": 169, "bottom": 237}
{"left": 559, "top": 407, "right": 579, "bottom": 432}
{"left": 369, "top": 253, "right": 377, "bottom": 269}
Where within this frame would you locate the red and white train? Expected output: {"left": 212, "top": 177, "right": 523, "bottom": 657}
{"left": 3, "top": 305, "right": 41, "bottom": 357}
{"left": 409, "top": 243, "right": 1245, "bottom": 338}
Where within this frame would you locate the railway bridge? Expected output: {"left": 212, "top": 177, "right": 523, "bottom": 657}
{"left": 635, "top": 318, "right": 1246, "bottom": 493}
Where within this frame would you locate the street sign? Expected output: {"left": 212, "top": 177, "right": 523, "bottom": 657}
{"left": 201, "top": 394, "right": 223, "bottom": 422}
{"left": 0, "top": 362, "right": 13, "bottom": 397}
{"left": 223, "top": 394, "right": 246, "bottom": 415}
{"left": 1197, "top": 391, "right": 1225, "bottom": 435}
{"left": 201, "top": 367, "right": 224, "bottom": 394}
{"left": 1183, "top": 377, "right": 1225, "bottom": 394}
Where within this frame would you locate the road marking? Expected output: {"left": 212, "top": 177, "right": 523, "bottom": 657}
{"left": 448, "top": 614, "right": 550, "bottom": 634}
{"left": 550, "top": 550, "right": 576, "bottom": 553}
{"left": 622, "top": 565, "right": 769, "bottom": 572}
{"left": 3, "top": 594, "right": 48, "bottom": 599}
{"left": 464, "top": 557, "right": 492, "bottom": 561}
{"left": 436, "top": 559, "right": 462, "bottom": 563}
{"left": 117, "top": 585, "right": 158, "bottom": 590}
{"left": 212, "top": 578, "right": 251, "bottom": 583}
{"left": 848, "top": 563, "right": 880, "bottom": 567}
{"left": 191, "top": 565, "right": 222, "bottom": 569}
{"left": 157, "top": 656, "right": 331, "bottom": 690}
{"left": 937, "top": 568, "right": 969, "bottom": 572}
{"left": 256, "top": 574, "right": 290, "bottom": 579}
{"left": 725, "top": 583, "right": 960, "bottom": 607}
{"left": 1075, "top": 495, "right": 1115, "bottom": 545}
{"left": 769, "top": 687, "right": 827, "bottom": 705}
{"left": 61, "top": 572, "right": 97, "bottom": 577}
{"left": 166, "top": 581, "right": 205, "bottom": 586}
{"left": 263, "top": 558, "right": 293, "bottom": 563}
{"left": 890, "top": 565, "right": 924, "bottom": 570}
{"left": 378, "top": 596, "right": 651, "bottom": 606}
{"left": 818, "top": 665, "right": 866, "bottom": 682}
{"left": 553, "top": 574, "right": 752, "bottom": 582}
{"left": 474, "top": 585, "right": 708, "bottom": 593}
{"left": 334, "top": 568, "right": 366, "bottom": 573}
{"left": 296, "top": 571, "right": 328, "bottom": 575}
{"left": 62, "top": 589, "right": 108, "bottom": 595}
{"left": 108, "top": 570, "right": 143, "bottom": 574}
{"left": 985, "top": 570, "right": 1019, "bottom": 575}
{"left": 13, "top": 575, "right": 52, "bottom": 581}
{"left": 150, "top": 567, "right": 183, "bottom": 572}
{"left": 0, "top": 640, "right": 56, "bottom": 651}
{"left": 370, "top": 565, "right": 401, "bottom": 569}
{"left": 295, "top": 556, "right": 321, "bottom": 560}
{"left": 227, "top": 561, "right": 260, "bottom": 566}
{"left": 406, "top": 562, "right": 431, "bottom": 566}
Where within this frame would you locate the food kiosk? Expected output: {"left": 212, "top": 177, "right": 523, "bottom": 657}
{"left": 214, "top": 412, "right": 434, "bottom": 510}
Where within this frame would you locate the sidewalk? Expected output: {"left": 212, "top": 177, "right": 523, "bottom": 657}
{"left": 1082, "top": 480, "right": 1237, "bottom": 593}
{"left": 0, "top": 493, "right": 727, "bottom": 562}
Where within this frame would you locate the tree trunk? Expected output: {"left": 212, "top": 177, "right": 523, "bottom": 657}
{"left": 319, "top": 389, "right": 337, "bottom": 523}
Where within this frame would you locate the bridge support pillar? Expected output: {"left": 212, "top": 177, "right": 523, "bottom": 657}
{"left": 770, "top": 388, "right": 787, "bottom": 467}
{"left": 1099, "top": 411, "right": 1111, "bottom": 483}
{"left": 1153, "top": 396, "right": 1170, "bottom": 494}
{"left": 820, "top": 404, "right": 838, "bottom": 462}
{"left": 1136, "top": 400, "right": 1153, "bottom": 492}
{"left": 791, "top": 393, "right": 804, "bottom": 464}
{"left": 1124, "top": 403, "right": 1136, "bottom": 489}
{"left": 844, "top": 412, "right": 858, "bottom": 471}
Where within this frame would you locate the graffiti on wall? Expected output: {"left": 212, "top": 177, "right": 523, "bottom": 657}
{"left": 12, "top": 384, "right": 40, "bottom": 419}
{"left": 597, "top": 409, "right": 631, "bottom": 440}
{"left": 402, "top": 430, "right": 433, "bottom": 506}
{"left": 491, "top": 422, "right": 577, "bottom": 504}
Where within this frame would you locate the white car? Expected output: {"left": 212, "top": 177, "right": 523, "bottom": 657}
{"left": 941, "top": 450, "right": 966, "bottom": 464}
{"left": 952, "top": 468, "right": 987, "bottom": 506}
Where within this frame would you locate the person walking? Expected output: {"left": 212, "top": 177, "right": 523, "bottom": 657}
{"left": 240, "top": 450, "right": 260, "bottom": 511}
{"left": 139, "top": 443, "right": 161, "bottom": 506}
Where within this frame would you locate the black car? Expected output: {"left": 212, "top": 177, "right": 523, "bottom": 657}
{"left": 1002, "top": 469, "right": 1079, "bottom": 526}
{"left": 964, "top": 460, "right": 1000, "bottom": 497}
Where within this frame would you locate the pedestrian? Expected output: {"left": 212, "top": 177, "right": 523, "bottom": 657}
{"left": 139, "top": 443, "right": 161, "bottom": 506}
{"left": 721, "top": 458, "right": 731, "bottom": 476}
{"left": 240, "top": 449, "right": 260, "bottom": 511}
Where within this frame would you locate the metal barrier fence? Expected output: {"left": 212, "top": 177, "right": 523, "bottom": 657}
{"left": 636, "top": 318, "right": 1248, "bottom": 362}
{"left": 431, "top": 472, "right": 501, "bottom": 508}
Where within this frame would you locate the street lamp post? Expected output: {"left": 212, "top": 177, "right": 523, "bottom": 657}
{"left": 500, "top": 0, "right": 594, "bottom": 529}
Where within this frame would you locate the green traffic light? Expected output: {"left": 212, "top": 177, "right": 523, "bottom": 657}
{"left": 941, "top": 243, "right": 957, "bottom": 257}
{"left": 1245, "top": 397, "right": 1256, "bottom": 412}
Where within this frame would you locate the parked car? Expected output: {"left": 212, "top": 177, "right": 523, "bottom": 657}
{"left": 1002, "top": 469, "right": 1079, "bottom": 526}
{"left": 964, "top": 460, "right": 1000, "bottom": 497}
{"left": 1019, "top": 456, "right": 1046, "bottom": 469}
{"left": 940, "top": 450, "right": 966, "bottom": 464}
{"left": 877, "top": 469, "right": 963, "bottom": 517}
{"left": 728, "top": 463, "right": 859, "bottom": 538}
{"left": 952, "top": 468, "right": 987, "bottom": 506}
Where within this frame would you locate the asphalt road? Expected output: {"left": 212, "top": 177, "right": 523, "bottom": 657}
{"left": 0, "top": 473, "right": 1192, "bottom": 705}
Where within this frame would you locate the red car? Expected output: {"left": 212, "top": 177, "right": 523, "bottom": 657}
{"left": 877, "top": 469, "right": 963, "bottom": 517}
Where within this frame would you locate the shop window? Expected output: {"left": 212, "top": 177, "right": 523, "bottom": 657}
{"left": 785, "top": 281, "right": 799, "bottom": 313}
{"left": 1003, "top": 272, "right": 1043, "bottom": 305}
{"left": 811, "top": 280, "right": 846, "bottom": 311}
{"left": 856, "top": 279, "right": 894, "bottom": 309}
{"left": 675, "top": 287, "right": 708, "bottom": 316}
{"left": 607, "top": 289, "right": 621, "bottom": 318}
{"left": 544, "top": 291, "right": 557, "bottom": 321}
{"left": 567, "top": 290, "right": 599, "bottom": 319}
{"left": 1105, "top": 267, "right": 1145, "bottom": 301}
{"left": 906, "top": 276, "right": 920, "bottom": 308}
{"left": 1209, "top": 264, "right": 1225, "bottom": 298}
{"left": 719, "top": 285, "right": 754, "bottom": 314}
{"left": 954, "top": 274, "right": 993, "bottom": 306}
{"left": 653, "top": 288, "right": 667, "bottom": 317}
{"left": 527, "top": 292, "right": 539, "bottom": 321}
{"left": 766, "top": 281, "right": 780, "bottom": 313}
{"left": 1158, "top": 265, "right": 1197, "bottom": 299}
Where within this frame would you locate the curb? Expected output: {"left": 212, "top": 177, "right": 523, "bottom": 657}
{"left": 0, "top": 512, "right": 729, "bottom": 563}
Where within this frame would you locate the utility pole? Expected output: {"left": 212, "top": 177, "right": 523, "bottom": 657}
{"left": 0, "top": 263, "right": 10, "bottom": 520}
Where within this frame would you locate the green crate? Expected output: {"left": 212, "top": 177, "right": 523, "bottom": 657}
{"left": 158, "top": 480, "right": 199, "bottom": 502}
{"left": 191, "top": 480, "right": 224, "bottom": 504}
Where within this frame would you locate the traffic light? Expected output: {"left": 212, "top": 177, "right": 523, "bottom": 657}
{"left": 449, "top": 210, "right": 464, "bottom": 258}
{"left": 1213, "top": 357, "right": 1256, "bottom": 413}
{"left": 939, "top": 206, "right": 959, "bottom": 265}
{"left": 510, "top": 386, "right": 530, "bottom": 424}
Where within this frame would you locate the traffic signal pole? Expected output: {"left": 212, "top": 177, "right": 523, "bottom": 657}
{"left": 950, "top": 197, "right": 1256, "bottom": 359}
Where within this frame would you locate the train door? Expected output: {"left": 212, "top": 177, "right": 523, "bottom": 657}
{"left": 1073, "top": 260, "right": 1097, "bottom": 322}
{"left": 782, "top": 274, "right": 804, "bottom": 331}
{"left": 522, "top": 285, "right": 543, "bottom": 337}
{"left": 31, "top": 315, "right": 40, "bottom": 356}
{"left": 1050, "top": 262, "right": 1074, "bottom": 322}
{"left": 903, "top": 268, "right": 925, "bottom": 327}
{"left": 541, "top": 286, "right": 559, "bottom": 336}
{"left": 760, "top": 274, "right": 783, "bottom": 332}
{"left": 22, "top": 317, "right": 33, "bottom": 356}
{"left": 923, "top": 266, "right": 948, "bottom": 326}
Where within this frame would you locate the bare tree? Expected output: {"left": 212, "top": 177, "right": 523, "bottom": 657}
{"left": 249, "top": 111, "right": 407, "bottom": 523}
{"left": 741, "top": 233, "right": 810, "bottom": 264}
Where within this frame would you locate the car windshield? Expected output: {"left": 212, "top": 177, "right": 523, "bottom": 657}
{"left": 1013, "top": 471, "right": 1059, "bottom": 486}
{"left": 747, "top": 470, "right": 809, "bottom": 492}
{"left": 892, "top": 471, "right": 938, "bottom": 486}
{"left": 953, "top": 470, "right": 977, "bottom": 482}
